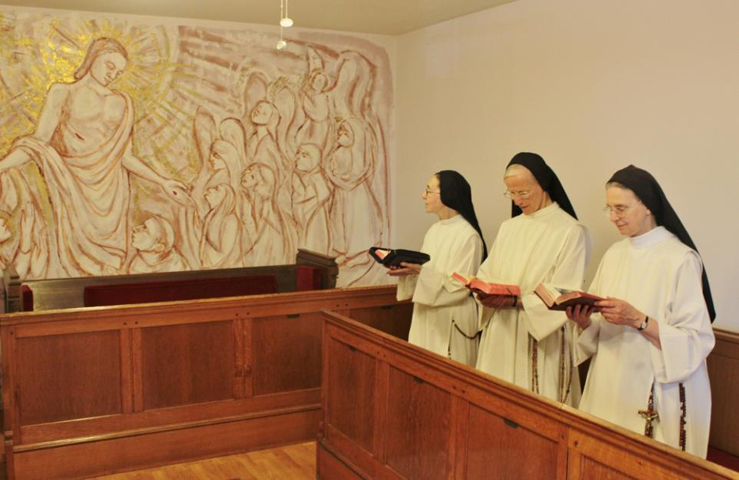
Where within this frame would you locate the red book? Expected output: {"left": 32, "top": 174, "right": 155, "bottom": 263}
{"left": 534, "top": 283, "right": 604, "bottom": 311}
{"left": 451, "top": 273, "right": 521, "bottom": 296}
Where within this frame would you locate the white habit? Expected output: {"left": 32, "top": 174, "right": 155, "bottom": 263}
{"left": 397, "top": 214, "right": 484, "bottom": 366}
{"left": 577, "top": 226, "right": 715, "bottom": 458}
{"left": 475, "top": 203, "right": 590, "bottom": 406}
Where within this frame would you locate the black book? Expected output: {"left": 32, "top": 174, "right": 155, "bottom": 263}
{"left": 369, "top": 247, "right": 431, "bottom": 268}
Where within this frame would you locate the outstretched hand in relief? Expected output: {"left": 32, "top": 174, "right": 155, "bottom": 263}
{"left": 162, "top": 179, "right": 196, "bottom": 207}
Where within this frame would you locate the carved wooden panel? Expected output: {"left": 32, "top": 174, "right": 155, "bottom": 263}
{"left": 575, "top": 456, "right": 637, "bottom": 480}
{"left": 318, "top": 444, "right": 365, "bottom": 480}
{"left": 17, "top": 330, "right": 122, "bottom": 425}
{"left": 326, "top": 338, "right": 377, "bottom": 453}
{"left": 385, "top": 366, "right": 453, "bottom": 480}
{"left": 141, "top": 320, "right": 234, "bottom": 409}
{"left": 465, "top": 403, "right": 562, "bottom": 480}
{"left": 349, "top": 303, "right": 413, "bottom": 341}
{"left": 252, "top": 312, "right": 322, "bottom": 396}
{"left": 707, "top": 329, "right": 739, "bottom": 456}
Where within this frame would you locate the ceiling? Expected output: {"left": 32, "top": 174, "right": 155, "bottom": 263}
{"left": 0, "top": 0, "right": 516, "bottom": 35}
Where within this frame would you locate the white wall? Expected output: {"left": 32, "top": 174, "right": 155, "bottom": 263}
{"left": 394, "top": 0, "right": 739, "bottom": 331}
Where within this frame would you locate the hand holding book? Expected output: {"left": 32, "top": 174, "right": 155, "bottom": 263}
{"left": 452, "top": 273, "right": 521, "bottom": 308}
{"left": 534, "top": 283, "right": 604, "bottom": 311}
{"left": 369, "top": 247, "right": 430, "bottom": 268}
{"left": 566, "top": 304, "right": 594, "bottom": 331}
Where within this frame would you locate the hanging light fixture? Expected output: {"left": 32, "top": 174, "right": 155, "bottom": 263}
{"left": 280, "top": 0, "right": 294, "bottom": 27}
{"left": 276, "top": 0, "right": 292, "bottom": 50}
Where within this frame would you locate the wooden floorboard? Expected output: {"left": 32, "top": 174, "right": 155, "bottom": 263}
{"left": 78, "top": 442, "right": 315, "bottom": 480}
{"left": 0, "top": 438, "right": 736, "bottom": 479}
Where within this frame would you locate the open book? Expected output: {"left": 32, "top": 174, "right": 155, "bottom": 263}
{"left": 369, "top": 247, "right": 431, "bottom": 268}
{"left": 451, "top": 273, "right": 521, "bottom": 297}
{"left": 534, "top": 283, "right": 604, "bottom": 311}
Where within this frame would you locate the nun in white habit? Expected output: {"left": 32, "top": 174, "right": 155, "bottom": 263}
{"left": 391, "top": 170, "right": 486, "bottom": 366}
{"left": 475, "top": 152, "right": 591, "bottom": 407}
{"left": 569, "top": 165, "right": 715, "bottom": 458}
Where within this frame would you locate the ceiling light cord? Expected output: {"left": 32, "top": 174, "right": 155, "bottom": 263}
{"left": 280, "top": 0, "right": 294, "bottom": 28}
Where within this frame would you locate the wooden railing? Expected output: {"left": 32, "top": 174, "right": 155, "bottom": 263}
{"left": 1, "top": 249, "right": 339, "bottom": 313}
{"left": 318, "top": 310, "right": 737, "bottom": 480}
{"left": 0, "top": 286, "right": 412, "bottom": 480}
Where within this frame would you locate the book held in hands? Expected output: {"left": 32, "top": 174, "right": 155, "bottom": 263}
{"left": 369, "top": 246, "right": 431, "bottom": 268}
{"left": 534, "top": 283, "right": 604, "bottom": 311}
{"left": 451, "top": 273, "right": 521, "bottom": 297}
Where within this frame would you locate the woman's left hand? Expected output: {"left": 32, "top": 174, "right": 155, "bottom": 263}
{"left": 386, "top": 261, "right": 422, "bottom": 276}
{"left": 398, "top": 261, "right": 422, "bottom": 274}
{"left": 596, "top": 298, "right": 644, "bottom": 328}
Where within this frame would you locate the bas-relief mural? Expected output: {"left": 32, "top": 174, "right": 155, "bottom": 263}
{"left": 0, "top": 11, "right": 392, "bottom": 287}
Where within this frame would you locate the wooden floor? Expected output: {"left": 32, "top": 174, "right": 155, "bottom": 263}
{"left": 0, "top": 442, "right": 735, "bottom": 479}
{"left": 89, "top": 442, "right": 316, "bottom": 480}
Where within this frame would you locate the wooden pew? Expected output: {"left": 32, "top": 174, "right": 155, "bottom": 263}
{"left": 1, "top": 249, "right": 339, "bottom": 313}
{"left": 707, "top": 328, "right": 739, "bottom": 458}
{"left": 318, "top": 310, "right": 737, "bottom": 480}
{"left": 0, "top": 285, "right": 412, "bottom": 480}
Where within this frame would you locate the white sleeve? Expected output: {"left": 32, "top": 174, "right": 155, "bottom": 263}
{"left": 396, "top": 275, "right": 418, "bottom": 301}
{"left": 474, "top": 240, "right": 497, "bottom": 330}
{"left": 575, "top": 317, "right": 601, "bottom": 365}
{"left": 412, "top": 234, "right": 483, "bottom": 307}
{"left": 649, "top": 252, "right": 715, "bottom": 384}
{"left": 522, "top": 224, "right": 591, "bottom": 341}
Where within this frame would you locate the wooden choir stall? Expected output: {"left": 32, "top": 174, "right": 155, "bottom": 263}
{"left": 0, "top": 271, "right": 737, "bottom": 479}
{"left": 318, "top": 310, "right": 739, "bottom": 480}
{"left": 0, "top": 284, "right": 411, "bottom": 479}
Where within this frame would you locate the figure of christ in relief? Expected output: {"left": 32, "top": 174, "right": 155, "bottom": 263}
{"left": 240, "top": 163, "right": 291, "bottom": 265}
{"left": 0, "top": 37, "right": 192, "bottom": 276}
{"left": 129, "top": 215, "right": 189, "bottom": 274}
{"left": 325, "top": 118, "right": 382, "bottom": 282}
{"left": 291, "top": 144, "right": 331, "bottom": 253}
{"left": 0, "top": 208, "right": 49, "bottom": 280}
{"left": 0, "top": 170, "right": 50, "bottom": 279}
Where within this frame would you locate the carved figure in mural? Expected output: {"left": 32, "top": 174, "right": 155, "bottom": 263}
{"left": 0, "top": 37, "right": 191, "bottom": 276}
{"left": 129, "top": 215, "right": 189, "bottom": 274}
{"left": 209, "top": 122, "right": 247, "bottom": 197}
{"left": 291, "top": 144, "right": 331, "bottom": 253}
{"left": 199, "top": 183, "right": 242, "bottom": 269}
{"left": 240, "top": 163, "right": 291, "bottom": 265}
{"left": 325, "top": 117, "right": 382, "bottom": 282}
{"left": 191, "top": 107, "right": 219, "bottom": 217}
{"left": 246, "top": 101, "right": 284, "bottom": 176}
{"left": 296, "top": 66, "right": 332, "bottom": 152}
{"left": 0, "top": 208, "right": 49, "bottom": 279}
{"left": 245, "top": 96, "right": 301, "bottom": 248}
{"left": 330, "top": 51, "right": 375, "bottom": 119}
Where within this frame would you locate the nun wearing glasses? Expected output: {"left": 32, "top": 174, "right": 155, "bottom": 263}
{"left": 568, "top": 165, "right": 715, "bottom": 458}
{"left": 390, "top": 170, "right": 487, "bottom": 367}
{"left": 475, "top": 152, "right": 591, "bottom": 407}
